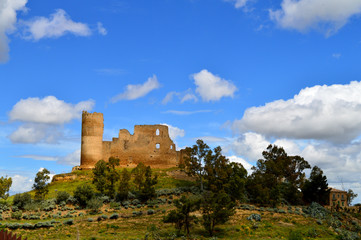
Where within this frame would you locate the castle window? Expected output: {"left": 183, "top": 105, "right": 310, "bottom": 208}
{"left": 156, "top": 129, "right": 160, "bottom": 136}
{"left": 170, "top": 145, "right": 173, "bottom": 150}
{"left": 156, "top": 143, "right": 160, "bottom": 149}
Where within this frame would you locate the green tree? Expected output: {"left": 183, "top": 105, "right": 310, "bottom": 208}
{"left": 347, "top": 189, "right": 358, "bottom": 206}
{"left": 92, "top": 160, "right": 108, "bottom": 195}
{"left": 0, "top": 176, "right": 12, "bottom": 200}
{"left": 74, "top": 184, "right": 95, "bottom": 208}
{"left": 33, "top": 168, "right": 50, "bottom": 201}
{"left": 247, "top": 144, "right": 310, "bottom": 206}
{"left": 163, "top": 195, "right": 200, "bottom": 236}
{"left": 201, "top": 190, "right": 235, "bottom": 236}
{"left": 139, "top": 166, "right": 158, "bottom": 201}
{"left": 117, "top": 168, "right": 131, "bottom": 201}
{"left": 13, "top": 192, "right": 32, "bottom": 209}
{"left": 302, "top": 166, "right": 330, "bottom": 205}
{"left": 182, "top": 139, "right": 211, "bottom": 192}
{"left": 203, "top": 146, "right": 247, "bottom": 201}
{"left": 132, "top": 162, "right": 147, "bottom": 191}
{"left": 92, "top": 157, "right": 120, "bottom": 198}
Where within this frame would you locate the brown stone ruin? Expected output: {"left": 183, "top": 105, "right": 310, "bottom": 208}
{"left": 80, "top": 111, "right": 184, "bottom": 169}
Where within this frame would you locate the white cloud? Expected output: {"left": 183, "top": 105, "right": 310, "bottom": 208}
{"left": 57, "top": 149, "right": 80, "bottom": 166}
{"left": 16, "top": 154, "right": 57, "bottom": 161}
{"left": 230, "top": 132, "right": 270, "bottom": 161}
{"left": 10, "top": 174, "right": 33, "bottom": 194}
{"left": 160, "top": 123, "right": 185, "bottom": 140}
{"left": 232, "top": 81, "right": 361, "bottom": 143}
{"left": 162, "top": 92, "right": 177, "bottom": 105}
{"left": 97, "top": 22, "right": 107, "bottom": 35}
{"left": 111, "top": 75, "right": 161, "bottom": 102}
{"left": 192, "top": 69, "right": 237, "bottom": 102}
{"left": 224, "top": 0, "right": 250, "bottom": 9}
{"left": 8, "top": 124, "right": 62, "bottom": 144}
{"left": 21, "top": 9, "right": 92, "bottom": 41}
{"left": 270, "top": 0, "right": 361, "bottom": 35}
{"left": 162, "top": 89, "right": 198, "bottom": 104}
{"left": 228, "top": 155, "right": 253, "bottom": 173}
{"left": 9, "top": 96, "right": 94, "bottom": 124}
{"left": 181, "top": 93, "right": 198, "bottom": 103}
{"left": 8, "top": 96, "right": 94, "bottom": 144}
{"left": 0, "top": 0, "right": 27, "bottom": 62}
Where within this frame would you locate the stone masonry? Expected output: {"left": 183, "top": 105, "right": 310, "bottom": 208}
{"left": 80, "top": 111, "right": 184, "bottom": 169}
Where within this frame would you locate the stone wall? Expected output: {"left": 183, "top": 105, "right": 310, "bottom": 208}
{"left": 80, "top": 111, "right": 181, "bottom": 169}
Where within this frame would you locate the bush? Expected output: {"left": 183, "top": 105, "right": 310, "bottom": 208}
{"left": 247, "top": 213, "right": 261, "bottom": 222}
{"left": 302, "top": 202, "right": 329, "bottom": 220}
{"left": 86, "top": 197, "right": 103, "bottom": 213}
{"left": 74, "top": 184, "right": 95, "bottom": 208}
{"left": 11, "top": 211, "right": 22, "bottom": 220}
{"left": 147, "top": 209, "right": 155, "bottom": 215}
{"left": 63, "top": 219, "right": 74, "bottom": 225}
{"left": 13, "top": 193, "right": 32, "bottom": 209}
{"left": 110, "top": 201, "right": 120, "bottom": 209}
{"left": 56, "top": 191, "right": 70, "bottom": 204}
{"left": 22, "top": 223, "right": 35, "bottom": 229}
{"left": 110, "top": 213, "right": 119, "bottom": 219}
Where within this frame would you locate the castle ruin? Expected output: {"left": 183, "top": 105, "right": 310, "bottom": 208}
{"left": 80, "top": 111, "right": 183, "bottom": 169}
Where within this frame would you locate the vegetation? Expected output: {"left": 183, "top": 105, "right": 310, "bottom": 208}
{"left": 1, "top": 139, "right": 360, "bottom": 239}
{"left": 0, "top": 176, "right": 12, "bottom": 200}
{"left": 33, "top": 168, "right": 50, "bottom": 201}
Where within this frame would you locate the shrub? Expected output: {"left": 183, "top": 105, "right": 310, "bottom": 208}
{"left": 11, "top": 211, "right": 22, "bottom": 220}
{"left": 56, "top": 191, "right": 70, "bottom": 204}
{"left": 110, "top": 201, "right": 120, "bottom": 209}
{"left": 110, "top": 213, "right": 119, "bottom": 219}
{"left": 147, "top": 209, "right": 155, "bottom": 215}
{"left": 22, "top": 223, "right": 35, "bottom": 229}
{"left": 74, "top": 184, "right": 95, "bottom": 208}
{"left": 302, "top": 202, "right": 329, "bottom": 220}
{"left": 13, "top": 193, "right": 32, "bottom": 209}
{"left": 247, "top": 213, "right": 261, "bottom": 222}
{"left": 8, "top": 223, "right": 21, "bottom": 230}
{"left": 86, "top": 197, "right": 103, "bottom": 213}
{"left": 335, "top": 229, "right": 359, "bottom": 240}
{"left": 63, "top": 219, "right": 74, "bottom": 225}
{"left": 87, "top": 218, "right": 94, "bottom": 222}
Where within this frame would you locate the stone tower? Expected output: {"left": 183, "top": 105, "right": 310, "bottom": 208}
{"left": 80, "top": 111, "right": 104, "bottom": 169}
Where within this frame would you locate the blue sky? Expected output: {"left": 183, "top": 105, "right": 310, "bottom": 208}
{"left": 1, "top": 0, "right": 361, "bottom": 203}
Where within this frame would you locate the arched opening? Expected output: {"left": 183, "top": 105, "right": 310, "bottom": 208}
{"left": 156, "top": 129, "right": 160, "bottom": 136}
{"left": 156, "top": 143, "right": 160, "bottom": 149}
{"left": 170, "top": 145, "right": 173, "bottom": 150}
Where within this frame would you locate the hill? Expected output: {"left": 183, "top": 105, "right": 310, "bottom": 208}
{"left": 1, "top": 167, "right": 361, "bottom": 240}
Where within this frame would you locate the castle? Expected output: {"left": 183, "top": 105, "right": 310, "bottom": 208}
{"left": 80, "top": 111, "right": 183, "bottom": 169}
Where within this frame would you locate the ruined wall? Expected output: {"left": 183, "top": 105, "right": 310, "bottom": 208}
{"left": 80, "top": 111, "right": 181, "bottom": 169}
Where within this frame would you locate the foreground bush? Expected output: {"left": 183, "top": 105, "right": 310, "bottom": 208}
{"left": 56, "top": 191, "right": 70, "bottom": 204}
{"left": 13, "top": 192, "right": 32, "bottom": 209}
{"left": 74, "top": 184, "right": 95, "bottom": 208}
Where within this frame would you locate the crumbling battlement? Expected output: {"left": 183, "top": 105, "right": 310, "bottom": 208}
{"left": 80, "top": 111, "right": 183, "bottom": 169}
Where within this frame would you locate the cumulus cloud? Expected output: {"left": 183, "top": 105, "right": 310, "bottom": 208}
{"left": 230, "top": 132, "right": 270, "bottom": 161}
{"left": 8, "top": 96, "right": 94, "bottom": 144}
{"left": 21, "top": 9, "right": 91, "bottom": 41}
{"left": 8, "top": 124, "right": 62, "bottom": 144}
{"left": 181, "top": 93, "right": 198, "bottom": 103}
{"left": 10, "top": 174, "right": 33, "bottom": 194}
{"left": 270, "top": 0, "right": 361, "bottom": 35}
{"left": 160, "top": 123, "right": 185, "bottom": 140}
{"left": 228, "top": 155, "right": 253, "bottom": 173}
{"left": 9, "top": 96, "right": 94, "bottom": 124}
{"left": 97, "top": 22, "right": 107, "bottom": 35}
{"left": 0, "top": 0, "right": 27, "bottom": 63}
{"left": 111, "top": 75, "right": 161, "bottom": 102}
{"left": 192, "top": 69, "right": 237, "bottom": 102}
{"left": 232, "top": 81, "right": 361, "bottom": 143}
